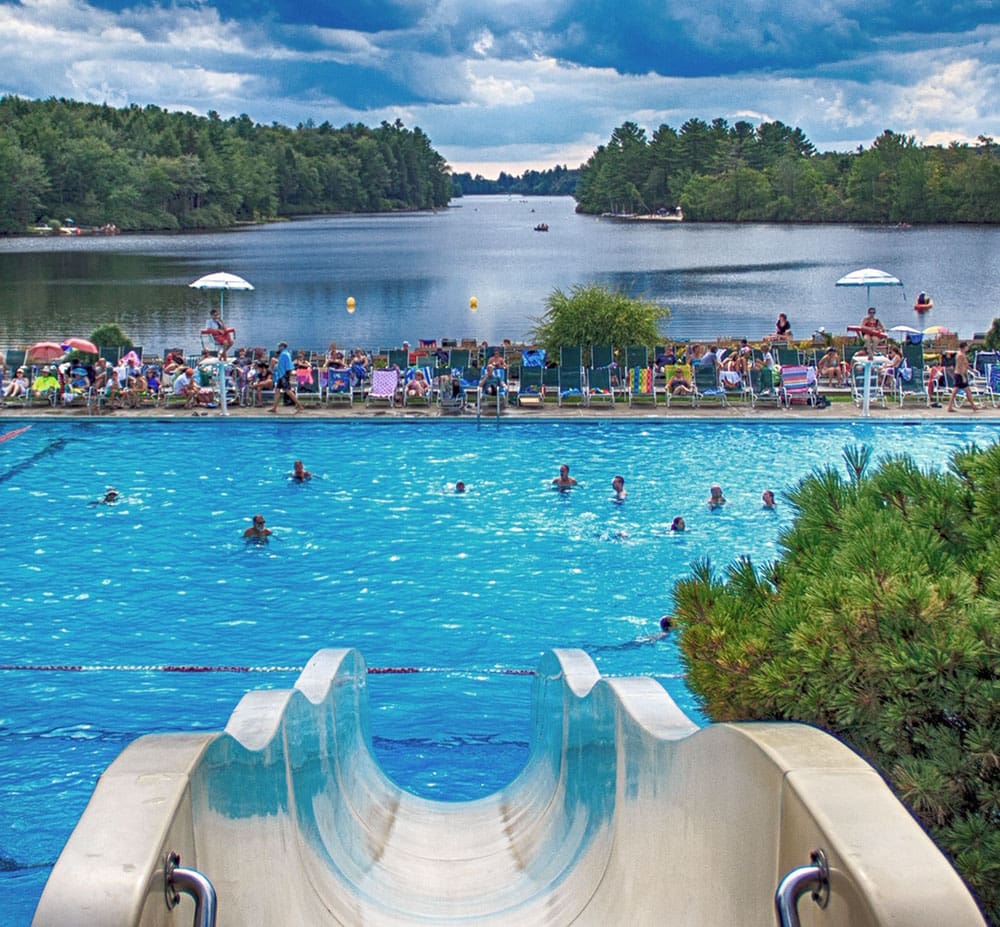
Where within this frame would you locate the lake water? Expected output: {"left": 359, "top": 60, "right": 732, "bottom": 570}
{"left": 0, "top": 196, "right": 997, "bottom": 354}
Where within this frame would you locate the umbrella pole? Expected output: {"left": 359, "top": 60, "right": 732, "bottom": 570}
{"left": 217, "top": 359, "right": 228, "bottom": 416}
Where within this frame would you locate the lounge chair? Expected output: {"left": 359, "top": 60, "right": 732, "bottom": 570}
{"left": 778, "top": 365, "right": 816, "bottom": 408}
{"left": 402, "top": 367, "right": 434, "bottom": 407}
{"left": 516, "top": 366, "right": 544, "bottom": 406}
{"left": 437, "top": 373, "right": 466, "bottom": 414}
{"left": 366, "top": 368, "right": 399, "bottom": 408}
{"left": 559, "top": 345, "right": 583, "bottom": 370}
{"left": 586, "top": 366, "right": 615, "bottom": 407}
{"left": 557, "top": 366, "right": 587, "bottom": 406}
{"left": 897, "top": 342, "right": 930, "bottom": 407}
{"left": 747, "top": 366, "right": 780, "bottom": 407}
{"left": 590, "top": 345, "right": 614, "bottom": 369}
{"left": 386, "top": 349, "right": 409, "bottom": 369}
{"left": 520, "top": 348, "right": 546, "bottom": 367}
{"left": 692, "top": 363, "right": 728, "bottom": 407}
{"left": 624, "top": 345, "right": 649, "bottom": 370}
{"left": 659, "top": 364, "right": 696, "bottom": 407}
{"left": 627, "top": 366, "right": 656, "bottom": 407}
{"left": 324, "top": 369, "right": 354, "bottom": 406}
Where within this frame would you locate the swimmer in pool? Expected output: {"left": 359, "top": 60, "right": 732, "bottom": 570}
{"left": 762, "top": 489, "right": 776, "bottom": 509}
{"left": 89, "top": 486, "right": 119, "bottom": 505}
{"left": 552, "top": 464, "right": 577, "bottom": 491}
{"left": 244, "top": 514, "right": 272, "bottom": 540}
{"left": 670, "top": 516, "right": 686, "bottom": 532}
{"left": 292, "top": 460, "right": 312, "bottom": 482}
{"left": 611, "top": 475, "right": 626, "bottom": 502}
{"left": 707, "top": 485, "right": 726, "bottom": 510}
{"left": 455, "top": 481, "right": 466, "bottom": 493}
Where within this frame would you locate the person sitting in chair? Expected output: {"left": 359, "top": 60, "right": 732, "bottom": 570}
{"left": 859, "top": 307, "right": 885, "bottom": 355}
{"left": 204, "top": 308, "right": 234, "bottom": 359}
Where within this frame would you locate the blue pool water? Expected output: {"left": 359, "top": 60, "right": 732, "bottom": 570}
{"left": 2, "top": 418, "right": 997, "bottom": 923}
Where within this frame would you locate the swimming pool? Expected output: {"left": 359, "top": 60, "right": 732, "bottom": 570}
{"left": 2, "top": 418, "right": 997, "bottom": 922}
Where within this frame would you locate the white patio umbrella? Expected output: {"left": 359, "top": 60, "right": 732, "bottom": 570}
{"left": 835, "top": 267, "right": 903, "bottom": 304}
{"left": 889, "top": 325, "right": 922, "bottom": 341}
{"left": 188, "top": 272, "right": 254, "bottom": 315}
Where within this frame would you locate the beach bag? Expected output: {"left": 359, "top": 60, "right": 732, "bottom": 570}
{"left": 899, "top": 359, "right": 913, "bottom": 382}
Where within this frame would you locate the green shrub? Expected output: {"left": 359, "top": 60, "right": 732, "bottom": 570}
{"left": 89, "top": 323, "right": 133, "bottom": 350}
{"left": 530, "top": 284, "right": 667, "bottom": 364}
{"left": 671, "top": 443, "right": 1000, "bottom": 920}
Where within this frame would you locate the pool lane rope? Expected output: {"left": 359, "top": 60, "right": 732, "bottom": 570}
{"left": 0, "top": 662, "right": 536, "bottom": 676}
{"left": 0, "top": 663, "right": 685, "bottom": 679}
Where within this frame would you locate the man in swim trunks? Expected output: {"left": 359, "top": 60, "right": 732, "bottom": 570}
{"left": 292, "top": 460, "right": 311, "bottom": 481}
{"left": 552, "top": 464, "right": 577, "bottom": 490}
{"left": 946, "top": 342, "right": 979, "bottom": 413}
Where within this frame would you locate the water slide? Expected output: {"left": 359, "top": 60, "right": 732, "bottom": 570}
{"left": 34, "top": 649, "right": 985, "bottom": 926}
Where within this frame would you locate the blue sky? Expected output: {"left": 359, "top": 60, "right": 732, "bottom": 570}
{"left": 1, "top": 0, "right": 997, "bottom": 176}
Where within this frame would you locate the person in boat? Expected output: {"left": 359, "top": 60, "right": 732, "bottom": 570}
{"left": 552, "top": 464, "right": 578, "bottom": 491}
{"left": 205, "top": 308, "right": 234, "bottom": 359}
{"left": 915, "top": 292, "right": 932, "bottom": 311}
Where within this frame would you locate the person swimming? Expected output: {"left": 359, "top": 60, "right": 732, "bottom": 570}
{"left": 707, "top": 485, "right": 726, "bottom": 510}
{"left": 552, "top": 464, "right": 577, "bottom": 491}
{"left": 89, "top": 486, "right": 119, "bottom": 505}
{"left": 670, "top": 516, "right": 686, "bottom": 532}
{"left": 611, "top": 474, "right": 626, "bottom": 502}
{"left": 455, "top": 481, "right": 466, "bottom": 493}
{"left": 762, "top": 489, "right": 776, "bottom": 509}
{"left": 292, "top": 460, "right": 312, "bottom": 482}
{"left": 243, "top": 514, "right": 272, "bottom": 541}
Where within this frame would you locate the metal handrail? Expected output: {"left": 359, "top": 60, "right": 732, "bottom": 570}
{"left": 775, "top": 848, "right": 829, "bottom": 927}
{"left": 165, "top": 851, "right": 218, "bottom": 927}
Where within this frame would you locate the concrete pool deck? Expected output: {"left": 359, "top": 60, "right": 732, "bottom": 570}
{"left": 3, "top": 395, "right": 996, "bottom": 422}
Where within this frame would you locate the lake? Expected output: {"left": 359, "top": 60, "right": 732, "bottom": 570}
{"left": 0, "top": 195, "right": 997, "bottom": 354}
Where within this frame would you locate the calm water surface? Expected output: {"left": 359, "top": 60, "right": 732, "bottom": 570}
{"left": 3, "top": 417, "right": 999, "bottom": 923}
{"left": 0, "top": 196, "right": 997, "bottom": 353}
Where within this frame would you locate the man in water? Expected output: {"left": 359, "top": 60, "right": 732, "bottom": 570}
{"left": 612, "top": 475, "right": 627, "bottom": 501}
{"left": 244, "top": 514, "right": 272, "bottom": 540}
{"left": 268, "top": 341, "right": 305, "bottom": 414}
{"left": 292, "top": 460, "right": 312, "bottom": 481}
{"left": 762, "top": 490, "right": 776, "bottom": 509}
{"left": 552, "top": 464, "right": 577, "bottom": 490}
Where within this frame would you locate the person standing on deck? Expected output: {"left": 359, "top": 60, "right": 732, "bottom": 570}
{"left": 947, "top": 343, "right": 979, "bottom": 413}
{"left": 268, "top": 341, "right": 305, "bottom": 414}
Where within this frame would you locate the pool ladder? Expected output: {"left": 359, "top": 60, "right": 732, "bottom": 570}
{"left": 775, "top": 848, "right": 830, "bottom": 927}
{"left": 165, "top": 852, "right": 217, "bottom": 927}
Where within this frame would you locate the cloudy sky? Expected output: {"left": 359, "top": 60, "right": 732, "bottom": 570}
{"left": 1, "top": 0, "right": 997, "bottom": 176}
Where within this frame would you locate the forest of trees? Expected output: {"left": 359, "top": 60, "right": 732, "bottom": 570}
{"left": 0, "top": 97, "right": 452, "bottom": 233}
{"left": 574, "top": 118, "right": 1000, "bottom": 223}
{"left": 452, "top": 165, "right": 579, "bottom": 196}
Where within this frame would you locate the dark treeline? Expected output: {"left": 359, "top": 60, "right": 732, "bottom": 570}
{"left": 575, "top": 118, "right": 1000, "bottom": 223}
{"left": 452, "top": 165, "right": 579, "bottom": 196}
{"left": 0, "top": 96, "right": 452, "bottom": 233}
